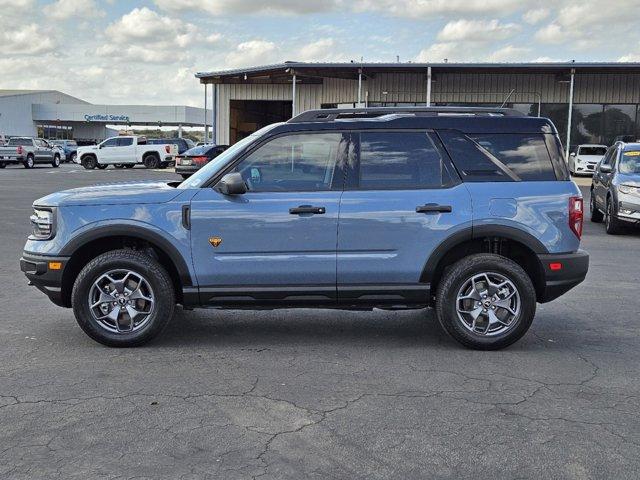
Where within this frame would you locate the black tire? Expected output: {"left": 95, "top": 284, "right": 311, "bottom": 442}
{"left": 52, "top": 154, "right": 60, "bottom": 168}
{"left": 125, "top": 164, "right": 135, "bottom": 169}
{"left": 114, "top": 164, "right": 125, "bottom": 169}
{"left": 70, "top": 152, "right": 77, "bottom": 163}
{"left": 143, "top": 154, "right": 159, "bottom": 169}
{"left": 0, "top": 162, "right": 6, "bottom": 169}
{"left": 435, "top": 253, "right": 537, "bottom": 350}
{"left": 82, "top": 156, "right": 96, "bottom": 170}
{"left": 96, "top": 163, "right": 108, "bottom": 170}
{"left": 180, "top": 174, "right": 191, "bottom": 179}
{"left": 71, "top": 249, "right": 175, "bottom": 347}
{"left": 589, "top": 190, "right": 603, "bottom": 223}
{"left": 23, "top": 154, "right": 34, "bottom": 169}
{"left": 605, "top": 196, "right": 624, "bottom": 235}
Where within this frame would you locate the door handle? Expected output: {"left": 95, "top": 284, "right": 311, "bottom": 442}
{"left": 289, "top": 205, "right": 326, "bottom": 215}
{"left": 416, "top": 204, "right": 452, "bottom": 213}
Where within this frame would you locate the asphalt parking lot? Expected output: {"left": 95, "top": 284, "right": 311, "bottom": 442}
{"left": 1, "top": 163, "right": 639, "bottom": 479}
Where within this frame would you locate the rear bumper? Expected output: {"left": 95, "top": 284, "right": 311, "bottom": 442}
{"left": 537, "top": 250, "right": 589, "bottom": 303}
{"left": 175, "top": 165, "right": 201, "bottom": 176}
{"left": 20, "top": 252, "right": 70, "bottom": 307}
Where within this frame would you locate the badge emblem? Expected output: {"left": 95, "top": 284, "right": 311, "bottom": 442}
{"left": 209, "top": 236, "right": 222, "bottom": 248}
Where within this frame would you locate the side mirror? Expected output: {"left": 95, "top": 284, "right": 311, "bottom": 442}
{"left": 216, "top": 172, "right": 247, "bottom": 195}
{"left": 570, "top": 152, "right": 576, "bottom": 157}
{"left": 600, "top": 164, "right": 612, "bottom": 173}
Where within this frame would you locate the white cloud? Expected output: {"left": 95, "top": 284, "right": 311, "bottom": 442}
{"left": 224, "top": 40, "right": 279, "bottom": 68}
{"left": 352, "top": 0, "right": 524, "bottom": 18}
{"left": 296, "top": 39, "right": 345, "bottom": 62}
{"left": 437, "top": 19, "right": 519, "bottom": 42}
{"left": 154, "top": 0, "right": 338, "bottom": 15}
{"left": 97, "top": 7, "right": 201, "bottom": 63}
{"left": 522, "top": 8, "right": 549, "bottom": 25}
{"left": 487, "top": 45, "right": 530, "bottom": 62}
{"left": 43, "top": 0, "right": 104, "bottom": 20}
{"left": 0, "top": 24, "right": 57, "bottom": 55}
{"left": 416, "top": 43, "right": 465, "bottom": 63}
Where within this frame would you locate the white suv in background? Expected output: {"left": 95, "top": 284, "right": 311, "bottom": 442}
{"left": 569, "top": 144, "right": 607, "bottom": 176}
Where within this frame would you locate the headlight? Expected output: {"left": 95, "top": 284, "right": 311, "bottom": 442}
{"left": 618, "top": 184, "right": 640, "bottom": 195}
{"left": 30, "top": 207, "right": 56, "bottom": 240}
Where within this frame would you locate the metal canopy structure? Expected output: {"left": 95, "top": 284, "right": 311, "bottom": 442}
{"left": 196, "top": 61, "right": 640, "bottom": 84}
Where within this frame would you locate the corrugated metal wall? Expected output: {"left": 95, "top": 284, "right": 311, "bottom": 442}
{"left": 214, "top": 72, "right": 640, "bottom": 144}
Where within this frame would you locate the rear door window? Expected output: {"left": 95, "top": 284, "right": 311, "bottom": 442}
{"left": 356, "top": 131, "right": 456, "bottom": 189}
{"left": 117, "top": 138, "right": 133, "bottom": 147}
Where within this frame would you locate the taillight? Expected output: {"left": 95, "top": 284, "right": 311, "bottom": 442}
{"left": 569, "top": 196, "right": 583, "bottom": 239}
{"left": 193, "top": 156, "right": 208, "bottom": 165}
{"left": 165, "top": 145, "right": 170, "bottom": 154}
{"left": 16, "top": 146, "right": 23, "bottom": 155}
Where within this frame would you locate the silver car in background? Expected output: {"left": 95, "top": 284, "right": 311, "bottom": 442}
{"left": 590, "top": 142, "right": 640, "bottom": 234}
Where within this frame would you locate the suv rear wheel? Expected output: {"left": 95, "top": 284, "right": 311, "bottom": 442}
{"left": 82, "top": 156, "right": 96, "bottom": 170}
{"left": 23, "top": 154, "right": 34, "bottom": 169}
{"left": 435, "top": 254, "right": 536, "bottom": 350}
{"left": 71, "top": 249, "right": 175, "bottom": 347}
{"left": 143, "top": 154, "right": 160, "bottom": 169}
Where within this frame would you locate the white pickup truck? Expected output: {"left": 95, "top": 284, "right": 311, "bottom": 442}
{"left": 76, "top": 136, "right": 178, "bottom": 170}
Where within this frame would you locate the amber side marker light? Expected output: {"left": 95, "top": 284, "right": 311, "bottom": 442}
{"left": 48, "top": 262, "right": 62, "bottom": 270}
{"left": 549, "top": 262, "right": 563, "bottom": 271}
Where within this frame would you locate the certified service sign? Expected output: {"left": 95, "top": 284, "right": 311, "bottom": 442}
{"left": 84, "top": 114, "right": 130, "bottom": 122}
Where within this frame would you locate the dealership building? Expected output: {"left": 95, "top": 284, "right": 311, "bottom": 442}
{"left": 0, "top": 90, "right": 207, "bottom": 142}
{"left": 196, "top": 62, "right": 640, "bottom": 152}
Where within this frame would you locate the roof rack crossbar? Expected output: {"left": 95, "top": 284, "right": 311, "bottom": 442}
{"left": 288, "top": 106, "right": 524, "bottom": 123}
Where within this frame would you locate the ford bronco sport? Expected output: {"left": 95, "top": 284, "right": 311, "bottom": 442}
{"left": 20, "top": 107, "right": 589, "bottom": 350}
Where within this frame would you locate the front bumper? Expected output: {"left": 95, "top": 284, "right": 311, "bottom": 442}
{"left": 20, "top": 252, "right": 70, "bottom": 307}
{"left": 537, "top": 250, "right": 589, "bottom": 303}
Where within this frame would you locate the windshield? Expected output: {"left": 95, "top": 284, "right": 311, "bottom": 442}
{"left": 579, "top": 147, "right": 607, "bottom": 156}
{"left": 178, "top": 124, "right": 281, "bottom": 189}
{"left": 620, "top": 151, "right": 640, "bottom": 174}
{"left": 183, "top": 145, "right": 213, "bottom": 156}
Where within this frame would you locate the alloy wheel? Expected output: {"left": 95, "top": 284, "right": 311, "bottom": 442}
{"left": 88, "top": 269, "right": 155, "bottom": 334}
{"left": 455, "top": 272, "right": 521, "bottom": 336}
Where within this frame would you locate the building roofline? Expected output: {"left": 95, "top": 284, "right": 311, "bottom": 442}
{"left": 196, "top": 61, "right": 640, "bottom": 81}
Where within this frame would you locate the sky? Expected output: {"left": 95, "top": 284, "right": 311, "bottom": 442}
{"left": 1, "top": 0, "right": 640, "bottom": 108}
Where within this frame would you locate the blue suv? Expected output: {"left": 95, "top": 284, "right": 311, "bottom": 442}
{"left": 20, "top": 107, "right": 589, "bottom": 349}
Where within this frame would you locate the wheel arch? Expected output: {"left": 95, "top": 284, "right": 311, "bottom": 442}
{"left": 421, "top": 225, "right": 548, "bottom": 303}
{"left": 59, "top": 225, "right": 193, "bottom": 307}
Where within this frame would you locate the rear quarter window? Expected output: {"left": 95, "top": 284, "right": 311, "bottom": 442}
{"left": 439, "top": 131, "right": 559, "bottom": 182}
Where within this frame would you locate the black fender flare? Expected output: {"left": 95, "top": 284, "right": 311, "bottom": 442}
{"left": 420, "top": 225, "right": 548, "bottom": 284}
{"left": 59, "top": 224, "right": 193, "bottom": 286}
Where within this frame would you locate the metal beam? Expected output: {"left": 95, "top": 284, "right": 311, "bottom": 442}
{"left": 204, "top": 83, "right": 208, "bottom": 143}
{"left": 357, "top": 68, "right": 363, "bottom": 107}
{"left": 426, "top": 66, "right": 432, "bottom": 107}
{"left": 291, "top": 73, "right": 297, "bottom": 118}
{"left": 565, "top": 68, "right": 575, "bottom": 159}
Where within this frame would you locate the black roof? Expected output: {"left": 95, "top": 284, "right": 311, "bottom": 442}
{"left": 268, "top": 107, "right": 556, "bottom": 135}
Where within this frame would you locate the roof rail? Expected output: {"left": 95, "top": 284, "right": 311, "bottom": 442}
{"left": 288, "top": 106, "right": 524, "bottom": 123}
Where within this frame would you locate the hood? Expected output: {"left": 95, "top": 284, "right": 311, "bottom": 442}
{"left": 617, "top": 173, "right": 640, "bottom": 187}
{"left": 34, "top": 180, "right": 182, "bottom": 207}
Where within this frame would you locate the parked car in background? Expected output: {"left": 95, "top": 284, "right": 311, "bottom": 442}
{"left": 148, "top": 138, "right": 195, "bottom": 155}
{"left": 175, "top": 144, "right": 229, "bottom": 178}
{"left": 0, "top": 137, "right": 61, "bottom": 168}
{"left": 590, "top": 142, "right": 640, "bottom": 234}
{"left": 20, "top": 107, "right": 588, "bottom": 350}
{"left": 50, "top": 140, "right": 78, "bottom": 163}
{"left": 76, "top": 136, "right": 178, "bottom": 170}
{"left": 569, "top": 144, "right": 607, "bottom": 176}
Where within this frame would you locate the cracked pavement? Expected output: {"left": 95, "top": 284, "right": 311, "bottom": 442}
{"left": 1, "top": 165, "right": 639, "bottom": 479}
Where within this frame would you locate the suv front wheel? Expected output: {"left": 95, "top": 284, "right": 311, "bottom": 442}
{"left": 71, "top": 249, "right": 175, "bottom": 347}
{"left": 435, "top": 254, "right": 536, "bottom": 350}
